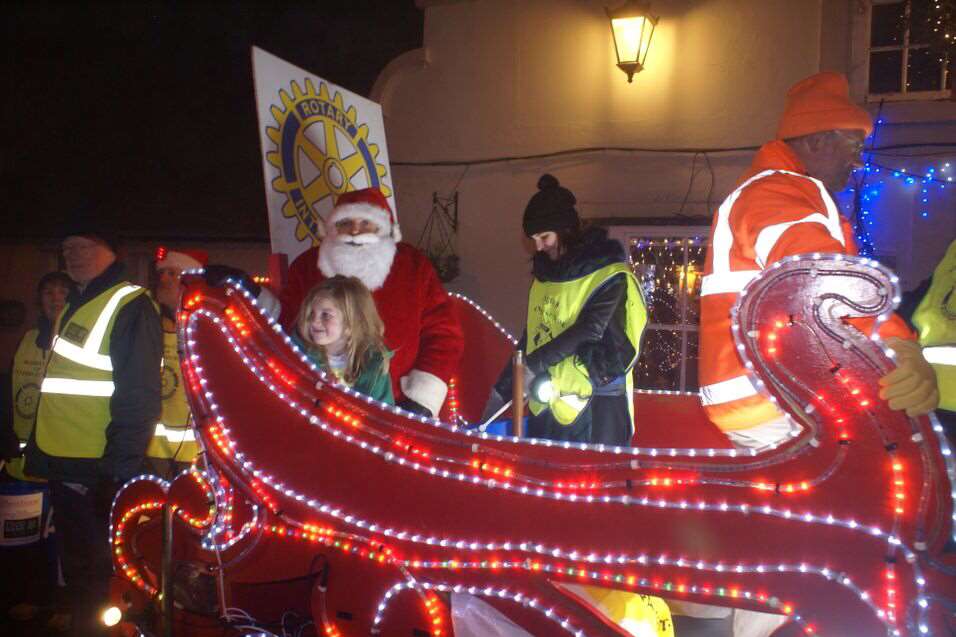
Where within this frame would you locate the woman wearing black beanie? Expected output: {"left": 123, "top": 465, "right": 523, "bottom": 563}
{"left": 484, "top": 174, "right": 647, "bottom": 445}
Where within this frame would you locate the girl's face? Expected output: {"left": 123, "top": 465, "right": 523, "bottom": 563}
{"left": 308, "top": 296, "right": 348, "bottom": 354}
{"left": 40, "top": 281, "right": 69, "bottom": 322}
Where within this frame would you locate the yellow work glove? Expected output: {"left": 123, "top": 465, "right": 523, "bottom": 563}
{"left": 878, "top": 337, "right": 940, "bottom": 417}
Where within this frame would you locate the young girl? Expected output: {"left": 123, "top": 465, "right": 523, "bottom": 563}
{"left": 293, "top": 275, "right": 394, "bottom": 405}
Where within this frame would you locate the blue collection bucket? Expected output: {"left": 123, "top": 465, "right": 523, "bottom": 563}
{"left": 0, "top": 479, "right": 50, "bottom": 547}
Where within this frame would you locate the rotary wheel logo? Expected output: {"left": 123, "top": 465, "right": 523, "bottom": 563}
{"left": 265, "top": 79, "right": 391, "bottom": 245}
{"left": 15, "top": 383, "right": 40, "bottom": 420}
{"left": 161, "top": 365, "right": 179, "bottom": 400}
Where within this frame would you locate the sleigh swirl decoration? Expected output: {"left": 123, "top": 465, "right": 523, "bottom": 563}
{"left": 108, "top": 255, "right": 955, "bottom": 636}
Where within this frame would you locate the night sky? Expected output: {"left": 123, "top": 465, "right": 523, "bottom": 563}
{"left": 2, "top": 1, "right": 423, "bottom": 241}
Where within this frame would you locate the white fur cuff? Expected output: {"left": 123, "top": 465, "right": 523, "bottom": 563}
{"left": 257, "top": 288, "right": 282, "bottom": 321}
{"left": 399, "top": 369, "right": 448, "bottom": 417}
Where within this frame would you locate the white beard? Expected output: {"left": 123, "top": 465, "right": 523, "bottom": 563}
{"left": 317, "top": 234, "right": 397, "bottom": 291}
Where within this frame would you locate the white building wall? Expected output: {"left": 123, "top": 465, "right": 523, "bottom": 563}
{"left": 376, "top": 0, "right": 954, "bottom": 335}
{"left": 375, "top": 0, "right": 823, "bottom": 333}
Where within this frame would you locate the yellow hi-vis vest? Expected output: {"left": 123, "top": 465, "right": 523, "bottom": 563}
{"left": 526, "top": 262, "right": 647, "bottom": 426}
{"left": 145, "top": 329, "right": 199, "bottom": 462}
{"left": 7, "top": 329, "right": 47, "bottom": 481}
{"left": 913, "top": 239, "right": 956, "bottom": 411}
{"left": 560, "top": 584, "right": 674, "bottom": 637}
{"left": 35, "top": 282, "right": 146, "bottom": 458}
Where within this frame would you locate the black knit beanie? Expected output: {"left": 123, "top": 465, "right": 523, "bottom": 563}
{"left": 61, "top": 199, "right": 120, "bottom": 254}
{"left": 522, "top": 174, "right": 580, "bottom": 237}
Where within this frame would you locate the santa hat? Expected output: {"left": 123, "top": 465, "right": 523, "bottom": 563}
{"left": 326, "top": 187, "right": 401, "bottom": 242}
{"left": 776, "top": 72, "right": 872, "bottom": 140}
{"left": 155, "top": 246, "right": 208, "bottom": 273}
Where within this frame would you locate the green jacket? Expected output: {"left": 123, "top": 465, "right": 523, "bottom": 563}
{"left": 291, "top": 334, "right": 395, "bottom": 405}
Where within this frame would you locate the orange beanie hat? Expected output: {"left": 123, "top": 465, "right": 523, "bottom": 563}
{"left": 776, "top": 72, "right": 872, "bottom": 140}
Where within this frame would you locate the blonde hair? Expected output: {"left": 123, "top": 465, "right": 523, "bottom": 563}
{"left": 295, "top": 276, "right": 389, "bottom": 384}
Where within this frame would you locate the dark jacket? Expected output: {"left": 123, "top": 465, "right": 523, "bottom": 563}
{"left": 25, "top": 261, "right": 163, "bottom": 484}
{"left": 0, "top": 370, "right": 17, "bottom": 460}
{"left": 495, "top": 226, "right": 636, "bottom": 396}
{"left": 291, "top": 333, "right": 395, "bottom": 405}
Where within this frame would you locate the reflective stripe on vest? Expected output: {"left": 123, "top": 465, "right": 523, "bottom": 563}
{"left": 50, "top": 284, "right": 141, "bottom": 371}
{"left": 753, "top": 213, "right": 838, "bottom": 268}
{"left": 699, "top": 374, "right": 760, "bottom": 406}
{"left": 699, "top": 170, "right": 845, "bottom": 408}
{"left": 700, "top": 270, "right": 761, "bottom": 297}
{"left": 701, "top": 169, "right": 845, "bottom": 298}
{"left": 40, "top": 377, "right": 115, "bottom": 396}
{"left": 923, "top": 345, "right": 956, "bottom": 366}
{"left": 146, "top": 329, "right": 199, "bottom": 461}
{"left": 35, "top": 282, "right": 147, "bottom": 459}
{"left": 146, "top": 421, "right": 199, "bottom": 462}
{"left": 154, "top": 423, "right": 196, "bottom": 443}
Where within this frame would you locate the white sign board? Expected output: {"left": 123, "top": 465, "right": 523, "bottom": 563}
{"left": 252, "top": 46, "right": 395, "bottom": 263}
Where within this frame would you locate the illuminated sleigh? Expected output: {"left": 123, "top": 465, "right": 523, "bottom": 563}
{"left": 108, "top": 255, "right": 955, "bottom": 637}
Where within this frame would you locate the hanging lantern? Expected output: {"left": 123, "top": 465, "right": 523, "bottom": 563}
{"left": 606, "top": 0, "right": 659, "bottom": 83}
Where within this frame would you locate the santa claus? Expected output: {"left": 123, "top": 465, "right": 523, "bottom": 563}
{"left": 261, "top": 187, "right": 464, "bottom": 417}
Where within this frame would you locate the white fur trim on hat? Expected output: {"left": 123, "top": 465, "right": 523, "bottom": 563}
{"left": 157, "top": 251, "right": 203, "bottom": 273}
{"left": 326, "top": 202, "right": 402, "bottom": 241}
{"left": 399, "top": 369, "right": 448, "bottom": 417}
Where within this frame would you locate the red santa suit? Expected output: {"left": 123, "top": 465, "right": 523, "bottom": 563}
{"left": 277, "top": 188, "right": 463, "bottom": 417}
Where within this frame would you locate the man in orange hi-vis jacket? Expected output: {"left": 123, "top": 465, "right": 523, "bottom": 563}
{"left": 699, "top": 72, "right": 940, "bottom": 449}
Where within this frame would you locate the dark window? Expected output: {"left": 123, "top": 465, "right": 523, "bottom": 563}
{"left": 869, "top": 0, "right": 952, "bottom": 97}
{"left": 871, "top": 1, "right": 905, "bottom": 46}
{"left": 626, "top": 231, "right": 708, "bottom": 394}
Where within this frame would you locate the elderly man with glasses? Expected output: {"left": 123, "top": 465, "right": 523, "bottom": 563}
{"left": 25, "top": 216, "right": 162, "bottom": 635}
{"left": 669, "top": 70, "right": 941, "bottom": 637}
{"left": 697, "top": 71, "right": 939, "bottom": 453}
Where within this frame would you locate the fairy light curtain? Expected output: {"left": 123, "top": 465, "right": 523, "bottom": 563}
{"left": 625, "top": 230, "right": 708, "bottom": 394}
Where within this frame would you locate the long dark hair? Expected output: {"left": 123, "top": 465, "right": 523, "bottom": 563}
{"left": 554, "top": 220, "right": 589, "bottom": 258}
